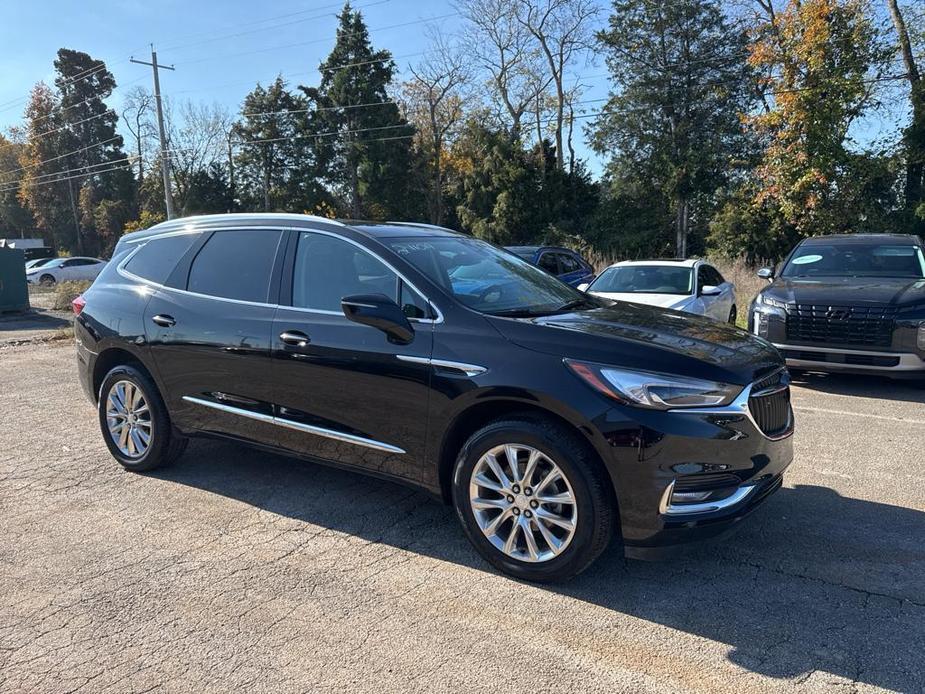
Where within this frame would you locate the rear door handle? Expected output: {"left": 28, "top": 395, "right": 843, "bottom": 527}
{"left": 279, "top": 330, "right": 311, "bottom": 347}
{"left": 151, "top": 314, "right": 176, "bottom": 327}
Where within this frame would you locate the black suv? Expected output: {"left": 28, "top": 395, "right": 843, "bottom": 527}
{"left": 76, "top": 214, "right": 793, "bottom": 581}
{"left": 749, "top": 234, "right": 925, "bottom": 378}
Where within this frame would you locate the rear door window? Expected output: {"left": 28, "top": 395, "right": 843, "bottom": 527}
{"left": 124, "top": 233, "right": 200, "bottom": 284}
{"left": 538, "top": 253, "right": 560, "bottom": 274}
{"left": 187, "top": 229, "right": 283, "bottom": 302}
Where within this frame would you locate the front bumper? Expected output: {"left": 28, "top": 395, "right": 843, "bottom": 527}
{"left": 775, "top": 343, "right": 925, "bottom": 377}
{"left": 593, "top": 387, "right": 793, "bottom": 553}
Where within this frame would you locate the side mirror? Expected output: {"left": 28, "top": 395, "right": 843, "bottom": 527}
{"left": 700, "top": 284, "right": 721, "bottom": 296}
{"left": 757, "top": 267, "right": 775, "bottom": 280}
{"left": 577, "top": 282, "right": 590, "bottom": 292}
{"left": 342, "top": 294, "right": 415, "bottom": 345}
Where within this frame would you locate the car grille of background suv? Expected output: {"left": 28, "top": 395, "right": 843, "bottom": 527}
{"left": 785, "top": 303, "right": 896, "bottom": 347}
{"left": 748, "top": 369, "right": 792, "bottom": 438}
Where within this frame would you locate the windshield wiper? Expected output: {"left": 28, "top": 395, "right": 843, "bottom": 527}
{"left": 554, "top": 298, "right": 593, "bottom": 312}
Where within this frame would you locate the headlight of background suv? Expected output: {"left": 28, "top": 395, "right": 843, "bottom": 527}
{"left": 756, "top": 293, "right": 788, "bottom": 310}
{"left": 565, "top": 360, "right": 742, "bottom": 409}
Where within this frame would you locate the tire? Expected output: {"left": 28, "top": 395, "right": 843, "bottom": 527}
{"left": 39, "top": 274, "right": 56, "bottom": 287}
{"left": 452, "top": 415, "right": 615, "bottom": 582}
{"left": 98, "top": 364, "right": 187, "bottom": 472}
{"left": 728, "top": 305, "right": 737, "bottom": 325}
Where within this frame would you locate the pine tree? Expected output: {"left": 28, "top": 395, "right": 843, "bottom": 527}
{"left": 590, "top": 0, "right": 756, "bottom": 257}
{"left": 302, "top": 2, "right": 413, "bottom": 218}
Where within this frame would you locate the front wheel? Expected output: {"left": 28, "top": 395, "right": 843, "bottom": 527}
{"left": 39, "top": 274, "right": 56, "bottom": 287}
{"left": 728, "top": 305, "right": 737, "bottom": 325}
{"left": 98, "top": 365, "right": 187, "bottom": 472}
{"left": 452, "top": 416, "right": 615, "bottom": 582}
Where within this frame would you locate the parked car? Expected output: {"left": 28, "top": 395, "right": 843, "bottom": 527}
{"left": 25, "top": 256, "right": 106, "bottom": 286}
{"left": 506, "top": 245, "right": 595, "bottom": 287}
{"left": 76, "top": 214, "right": 793, "bottom": 582}
{"left": 750, "top": 233, "right": 925, "bottom": 378}
{"left": 579, "top": 259, "right": 737, "bottom": 324}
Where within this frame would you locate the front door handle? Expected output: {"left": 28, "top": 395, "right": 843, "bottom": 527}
{"left": 151, "top": 314, "right": 176, "bottom": 327}
{"left": 279, "top": 330, "right": 311, "bottom": 347}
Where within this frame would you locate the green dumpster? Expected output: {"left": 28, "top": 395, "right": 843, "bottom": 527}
{"left": 0, "top": 247, "right": 30, "bottom": 313}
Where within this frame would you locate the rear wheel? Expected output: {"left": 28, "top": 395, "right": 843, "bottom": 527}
{"left": 452, "top": 416, "right": 615, "bottom": 582}
{"left": 98, "top": 365, "right": 187, "bottom": 472}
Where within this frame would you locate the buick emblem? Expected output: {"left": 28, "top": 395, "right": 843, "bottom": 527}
{"left": 826, "top": 308, "right": 851, "bottom": 320}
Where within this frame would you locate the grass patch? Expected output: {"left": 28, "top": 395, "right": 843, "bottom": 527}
{"left": 51, "top": 280, "right": 93, "bottom": 311}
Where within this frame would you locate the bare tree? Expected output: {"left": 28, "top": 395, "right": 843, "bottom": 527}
{"left": 886, "top": 0, "right": 923, "bottom": 212}
{"left": 162, "top": 99, "right": 233, "bottom": 213}
{"left": 459, "top": 0, "right": 549, "bottom": 140}
{"left": 121, "top": 86, "right": 155, "bottom": 181}
{"left": 404, "top": 29, "right": 470, "bottom": 224}
{"left": 514, "top": 0, "right": 599, "bottom": 170}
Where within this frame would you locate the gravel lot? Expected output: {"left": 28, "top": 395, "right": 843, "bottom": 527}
{"left": 1, "top": 341, "right": 923, "bottom": 693}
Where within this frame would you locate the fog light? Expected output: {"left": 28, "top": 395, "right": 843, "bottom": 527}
{"left": 918, "top": 323, "right": 925, "bottom": 350}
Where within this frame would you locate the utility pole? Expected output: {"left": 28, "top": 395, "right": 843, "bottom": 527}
{"left": 131, "top": 46, "right": 176, "bottom": 219}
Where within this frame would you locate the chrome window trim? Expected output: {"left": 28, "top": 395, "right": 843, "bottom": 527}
{"left": 115, "top": 224, "right": 444, "bottom": 321}
{"left": 396, "top": 355, "right": 487, "bottom": 377}
{"left": 182, "top": 395, "right": 406, "bottom": 454}
{"left": 658, "top": 479, "right": 759, "bottom": 516}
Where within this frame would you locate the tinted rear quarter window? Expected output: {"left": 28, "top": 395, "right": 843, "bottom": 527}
{"left": 124, "top": 233, "right": 200, "bottom": 284}
{"left": 188, "top": 229, "right": 282, "bottom": 302}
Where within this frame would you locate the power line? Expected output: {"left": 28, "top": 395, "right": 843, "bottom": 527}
{"left": 175, "top": 12, "right": 461, "bottom": 68}
{"left": 0, "top": 162, "right": 135, "bottom": 194}
{"left": 0, "top": 135, "right": 121, "bottom": 177}
{"left": 0, "top": 157, "right": 136, "bottom": 193}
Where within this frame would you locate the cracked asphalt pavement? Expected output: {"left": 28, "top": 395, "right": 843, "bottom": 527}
{"left": 1, "top": 342, "right": 923, "bottom": 693}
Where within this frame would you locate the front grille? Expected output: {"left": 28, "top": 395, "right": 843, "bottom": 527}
{"left": 748, "top": 369, "right": 792, "bottom": 438}
{"left": 786, "top": 304, "right": 896, "bottom": 347}
{"left": 674, "top": 472, "right": 741, "bottom": 492}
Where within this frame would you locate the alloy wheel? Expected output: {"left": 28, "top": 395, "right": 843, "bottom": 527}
{"left": 469, "top": 443, "right": 578, "bottom": 563}
{"left": 105, "top": 380, "right": 153, "bottom": 459}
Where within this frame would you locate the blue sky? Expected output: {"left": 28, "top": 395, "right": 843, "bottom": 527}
{"left": 0, "top": 0, "right": 612, "bottom": 173}
{"left": 0, "top": 0, "right": 909, "bottom": 179}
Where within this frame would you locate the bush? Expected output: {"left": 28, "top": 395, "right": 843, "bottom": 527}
{"left": 52, "top": 280, "right": 92, "bottom": 311}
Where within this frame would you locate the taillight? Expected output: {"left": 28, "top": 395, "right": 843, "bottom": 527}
{"left": 72, "top": 294, "right": 86, "bottom": 316}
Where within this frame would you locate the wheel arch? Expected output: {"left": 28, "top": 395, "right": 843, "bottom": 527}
{"left": 435, "top": 397, "right": 615, "bottom": 507}
{"left": 91, "top": 346, "right": 158, "bottom": 403}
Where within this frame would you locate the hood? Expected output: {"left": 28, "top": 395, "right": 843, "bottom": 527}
{"left": 490, "top": 302, "right": 782, "bottom": 386}
{"left": 762, "top": 276, "right": 925, "bottom": 307}
{"left": 588, "top": 291, "right": 691, "bottom": 310}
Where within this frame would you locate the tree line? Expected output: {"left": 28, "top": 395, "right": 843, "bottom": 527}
{"left": 0, "top": 0, "right": 922, "bottom": 262}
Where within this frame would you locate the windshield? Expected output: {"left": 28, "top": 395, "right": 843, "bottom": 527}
{"left": 781, "top": 243, "right": 925, "bottom": 279}
{"left": 383, "top": 236, "right": 589, "bottom": 316}
{"left": 588, "top": 265, "right": 693, "bottom": 295}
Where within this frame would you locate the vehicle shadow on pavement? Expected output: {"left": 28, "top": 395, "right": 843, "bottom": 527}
{"left": 791, "top": 370, "right": 925, "bottom": 404}
{"left": 154, "top": 440, "right": 925, "bottom": 692}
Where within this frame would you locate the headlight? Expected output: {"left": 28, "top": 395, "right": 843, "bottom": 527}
{"left": 565, "top": 360, "right": 742, "bottom": 409}
{"left": 756, "top": 293, "right": 787, "bottom": 310}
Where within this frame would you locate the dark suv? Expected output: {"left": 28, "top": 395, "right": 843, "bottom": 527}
{"left": 750, "top": 234, "right": 925, "bottom": 378}
{"left": 76, "top": 214, "right": 793, "bottom": 582}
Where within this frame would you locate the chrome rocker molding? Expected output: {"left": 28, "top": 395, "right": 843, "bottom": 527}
{"left": 773, "top": 343, "right": 925, "bottom": 372}
{"left": 659, "top": 479, "right": 759, "bottom": 516}
{"left": 181, "top": 395, "right": 406, "bottom": 454}
{"left": 396, "top": 355, "right": 487, "bottom": 377}
{"left": 668, "top": 376, "right": 794, "bottom": 442}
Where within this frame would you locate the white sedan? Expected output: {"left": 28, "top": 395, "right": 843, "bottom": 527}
{"left": 579, "top": 259, "right": 738, "bottom": 323}
{"left": 25, "top": 256, "right": 106, "bottom": 286}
